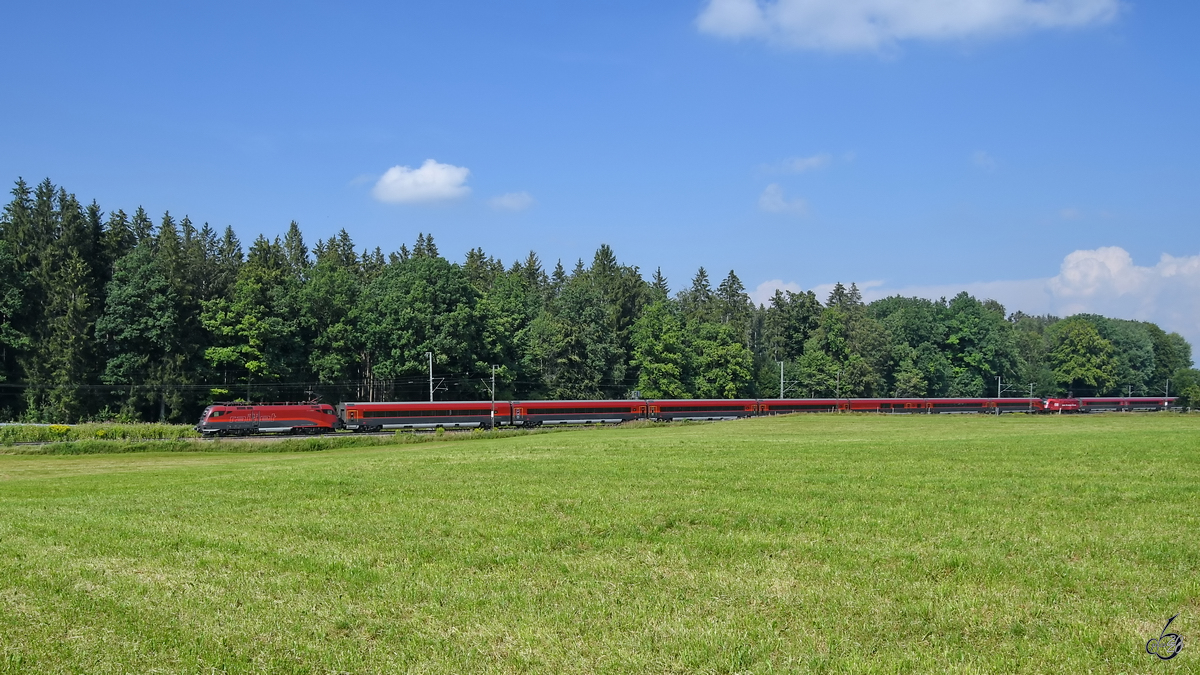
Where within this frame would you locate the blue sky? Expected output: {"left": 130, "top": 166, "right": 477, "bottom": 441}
{"left": 2, "top": 1, "right": 1198, "bottom": 344}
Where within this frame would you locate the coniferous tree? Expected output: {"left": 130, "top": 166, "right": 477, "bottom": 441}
{"left": 550, "top": 260, "right": 567, "bottom": 296}
{"left": 131, "top": 206, "right": 155, "bottom": 244}
{"left": 679, "top": 267, "right": 714, "bottom": 323}
{"left": 358, "top": 242, "right": 482, "bottom": 400}
{"left": 0, "top": 241, "right": 28, "bottom": 392}
{"left": 649, "top": 267, "right": 670, "bottom": 302}
{"left": 201, "top": 235, "right": 303, "bottom": 401}
{"left": 631, "top": 299, "right": 689, "bottom": 399}
{"left": 0, "top": 182, "right": 33, "bottom": 409}
{"left": 305, "top": 232, "right": 366, "bottom": 401}
{"left": 96, "top": 245, "right": 179, "bottom": 419}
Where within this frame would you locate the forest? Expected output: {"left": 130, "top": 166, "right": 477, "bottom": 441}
{"left": 0, "top": 178, "right": 1197, "bottom": 423}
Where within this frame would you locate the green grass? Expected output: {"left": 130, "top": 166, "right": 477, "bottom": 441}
{"left": 0, "top": 422, "right": 198, "bottom": 445}
{"left": 0, "top": 427, "right": 552, "bottom": 456}
{"left": 0, "top": 414, "right": 1197, "bottom": 673}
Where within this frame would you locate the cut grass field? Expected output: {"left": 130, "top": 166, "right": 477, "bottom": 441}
{"left": 1, "top": 414, "right": 1197, "bottom": 673}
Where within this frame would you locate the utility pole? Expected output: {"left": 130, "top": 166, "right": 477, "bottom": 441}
{"left": 491, "top": 364, "right": 497, "bottom": 428}
{"left": 777, "top": 361, "right": 801, "bottom": 400}
{"left": 427, "top": 351, "right": 433, "bottom": 402}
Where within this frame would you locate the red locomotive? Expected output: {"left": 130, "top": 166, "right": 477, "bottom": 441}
{"left": 195, "top": 402, "right": 339, "bottom": 436}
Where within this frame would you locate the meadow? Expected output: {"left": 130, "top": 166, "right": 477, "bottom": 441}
{"left": 0, "top": 423, "right": 198, "bottom": 446}
{"left": 0, "top": 414, "right": 1196, "bottom": 673}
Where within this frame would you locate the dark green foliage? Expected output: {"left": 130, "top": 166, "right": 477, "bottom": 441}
{"left": 942, "top": 293, "right": 1019, "bottom": 397}
{"left": 764, "top": 289, "right": 821, "bottom": 362}
{"left": 0, "top": 177, "right": 1194, "bottom": 421}
{"left": 523, "top": 269, "right": 624, "bottom": 399}
{"left": 359, "top": 250, "right": 484, "bottom": 399}
{"left": 0, "top": 241, "right": 28, "bottom": 385}
{"left": 800, "top": 284, "right": 889, "bottom": 397}
{"left": 1170, "top": 368, "right": 1200, "bottom": 408}
{"left": 96, "top": 245, "right": 180, "bottom": 419}
{"left": 631, "top": 300, "right": 690, "bottom": 399}
{"left": 1049, "top": 318, "right": 1117, "bottom": 396}
{"left": 689, "top": 321, "right": 754, "bottom": 398}
{"left": 304, "top": 231, "right": 366, "bottom": 399}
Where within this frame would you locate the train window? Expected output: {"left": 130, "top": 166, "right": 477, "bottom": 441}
{"left": 658, "top": 405, "right": 748, "bottom": 412}
{"left": 527, "top": 406, "right": 632, "bottom": 415}
{"left": 363, "top": 409, "right": 491, "bottom": 418}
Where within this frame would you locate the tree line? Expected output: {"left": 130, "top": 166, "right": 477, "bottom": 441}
{"left": 1, "top": 178, "right": 1197, "bottom": 423}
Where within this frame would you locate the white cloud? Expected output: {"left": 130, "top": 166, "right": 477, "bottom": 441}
{"left": 697, "top": 0, "right": 1120, "bottom": 51}
{"left": 759, "top": 183, "right": 808, "bottom": 214}
{"left": 371, "top": 159, "right": 471, "bottom": 204}
{"left": 839, "top": 246, "right": 1200, "bottom": 352}
{"left": 1059, "top": 207, "right": 1081, "bottom": 220}
{"left": 750, "top": 279, "right": 804, "bottom": 305}
{"left": 489, "top": 191, "right": 535, "bottom": 211}
{"left": 761, "top": 153, "right": 837, "bottom": 174}
{"left": 698, "top": 0, "right": 770, "bottom": 38}
{"left": 972, "top": 150, "right": 997, "bottom": 170}
{"left": 752, "top": 246, "right": 1200, "bottom": 352}
{"left": 783, "top": 154, "right": 831, "bottom": 172}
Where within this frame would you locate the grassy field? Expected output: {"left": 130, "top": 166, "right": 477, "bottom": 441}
{"left": 0, "top": 423, "right": 198, "bottom": 445}
{"left": 0, "top": 414, "right": 1197, "bottom": 673}
{"left": 0, "top": 428, "right": 547, "bottom": 456}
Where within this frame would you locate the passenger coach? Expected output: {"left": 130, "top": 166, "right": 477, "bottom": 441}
{"left": 650, "top": 399, "right": 758, "bottom": 421}
{"left": 339, "top": 401, "right": 512, "bottom": 431}
{"left": 512, "top": 400, "right": 646, "bottom": 426}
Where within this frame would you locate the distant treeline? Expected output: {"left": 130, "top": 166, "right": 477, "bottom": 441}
{"left": 1, "top": 178, "right": 1197, "bottom": 423}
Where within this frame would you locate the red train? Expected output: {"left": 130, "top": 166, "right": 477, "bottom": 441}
{"left": 197, "top": 396, "right": 1177, "bottom": 436}
{"left": 195, "top": 402, "right": 339, "bottom": 436}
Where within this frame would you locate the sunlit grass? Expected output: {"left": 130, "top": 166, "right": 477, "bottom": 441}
{"left": 0, "top": 422, "right": 198, "bottom": 445}
{"left": 1, "top": 413, "right": 1197, "bottom": 673}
